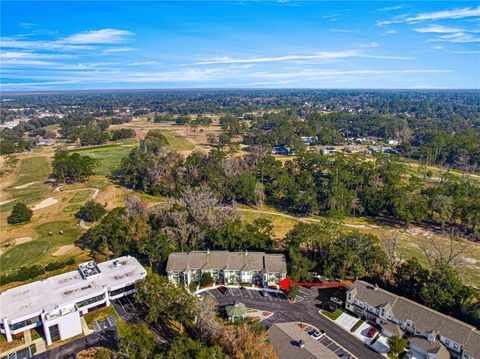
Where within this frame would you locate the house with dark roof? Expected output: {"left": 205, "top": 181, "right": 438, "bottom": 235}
{"left": 166, "top": 251, "right": 287, "bottom": 287}
{"left": 267, "top": 322, "right": 339, "bottom": 359}
{"left": 346, "top": 280, "right": 479, "bottom": 359}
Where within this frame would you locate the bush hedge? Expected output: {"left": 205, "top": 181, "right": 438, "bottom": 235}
{"left": 0, "top": 257, "right": 75, "bottom": 285}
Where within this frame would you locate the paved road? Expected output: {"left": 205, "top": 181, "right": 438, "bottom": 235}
{"left": 33, "top": 329, "right": 117, "bottom": 359}
{"left": 205, "top": 286, "right": 384, "bottom": 359}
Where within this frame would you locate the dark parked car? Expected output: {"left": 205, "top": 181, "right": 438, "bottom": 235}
{"left": 217, "top": 286, "right": 230, "bottom": 295}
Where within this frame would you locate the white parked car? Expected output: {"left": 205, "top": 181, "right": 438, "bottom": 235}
{"left": 310, "top": 330, "right": 326, "bottom": 340}
{"left": 330, "top": 296, "right": 343, "bottom": 306}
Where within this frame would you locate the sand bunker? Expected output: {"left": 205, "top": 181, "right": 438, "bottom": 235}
{"left": 14, "top": 181, "right": 38, "bottom": 189}
{"left": 52, "top": 244, "right": 75, "bottom": 256}
{"left": 32, "top": 197, "right": 58, "bottom": 211}
{"left": 15, "top": 237, "right": 33, "bottom": 245}
{"left": 0, "top": 199, "right": 13, "bottom": 206}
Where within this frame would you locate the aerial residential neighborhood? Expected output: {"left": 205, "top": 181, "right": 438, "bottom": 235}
{"left": 1, "top": 1, "right": 479, "bottom": 359}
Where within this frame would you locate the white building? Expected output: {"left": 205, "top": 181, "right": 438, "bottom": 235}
{"left": 0, "top": 256, "right": 146, "bottom": 346}
{"left": 346, "top": 280, "right": 479, "bottom": 359}
{"left": 166, "top": 251, "right": 287, "bottom": 287}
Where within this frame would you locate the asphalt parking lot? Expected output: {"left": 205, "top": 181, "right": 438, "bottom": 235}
{"left": 200, "top": 286, "right": 311, "bottom": 303}
{"left": 302, "top": 324, "right": 355, "bottom": 358}
{"left": 209, "top": 286, "right": 384, "bottom": 359}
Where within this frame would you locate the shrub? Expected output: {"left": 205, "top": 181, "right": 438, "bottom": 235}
{"left": 388, "top": 335, "right": 408, "bottom": 355}
{"left": 287, "top": 286, "right": 299, "bottom": 300}
{"left": 200, "top": 272, "right": 214, "bottom": 287}
{"left": 75, "top": 201, "right": 107, "bottom": 222}
{"left": 7, "top": 202, "right": 33, "bottom": 224}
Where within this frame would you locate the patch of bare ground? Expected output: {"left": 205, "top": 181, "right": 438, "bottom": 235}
{"left": 14, "top": 236, "right": 32, "bottom": 245}
{"left": 52, "top": 244, "right": 76, "bottom": 256}
{"left": 13, "top": 181, "right": 38, "bottom": 189}
{"left": 31, "top": 197, "right": 58, "bottom": 211}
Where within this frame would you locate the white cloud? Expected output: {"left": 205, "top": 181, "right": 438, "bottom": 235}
{"left": 1, "top": 29, "right": 134, "bottom": 53}
{"left": 126, "top": 61, "right": 159, "bottom": 66}
{"left": 378, "top": 6, "right": 480, "bottom": 25}
{"left": 1, "top": 51, "right": 73, "bottom": 59}
{"left": 102, "top": 47, "right": 136, "bottom": 54}
{"left": 61, "top": 29, "right": 133, "bottom": 44}
{"left": 0, "top": 38, "right": 95, "bottom": 51}
{"left": 414, "top": 25, "right": 464, "bottom": 33}
{"left": 453, "top": 50, "right": 480, "bottom": 54}
{"left": 19, "top": 22, "right": 36, "bottom": 28}
{"left": 359, "top": 42, "right": 380, "bottom": 48}
{"left": 434, "top": 32, "right": 480, "bottom": 43}
{"left": 195, "top": 51, "right": 359, "bottom": 65}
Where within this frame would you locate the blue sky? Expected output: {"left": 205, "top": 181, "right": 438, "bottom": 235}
{"left": 1, "top": 1, "right": 479, "bottom": 90}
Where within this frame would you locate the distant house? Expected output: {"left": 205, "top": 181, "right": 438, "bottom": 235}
{"left": 346, "top": 280, "right": 480, "bottom": 359}
{"left": 343, "top": 145, "right": 360, "bottom": 153}
{"left": 387, "top": 139, "right": 400, "bottom": 145}
{"left": 166, "top": 250, "right": 287, "bottom": 287}
{"left": 300, "top": 136, "right": 314, "bottom": 145}
{"left": 272, "top": 146, "right": 294, "bottom": 156}
{"left": 36, "top": 138, "right": 55, "bottom": 146}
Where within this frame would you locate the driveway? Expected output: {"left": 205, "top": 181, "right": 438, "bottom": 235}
{"left": 354, "top": 322, "right": 375, "bottom": 344}
{"left": 336, "top": 312, "right": 359, "bottom": 331}
{"left": 203, "top": 286, "right": 384, "bottom": 359}
{"left": 370, "top": 334, "right": 390, "bottom": 355}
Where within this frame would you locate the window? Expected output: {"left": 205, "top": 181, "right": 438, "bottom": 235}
{"left": 10, "top": 315, "right": 41, "bottom": 331}
{"left": 76, "top": 293, "right": 106, "bottom": 308}
{"left": 49, "top": 324, "right": 60, "bottom": 343}
{"left": 109, "top": 284, "right": 135, "bottom": 297}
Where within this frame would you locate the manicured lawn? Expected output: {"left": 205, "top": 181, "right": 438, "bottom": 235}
{"left": 63, "top": 204, "right": 82, "bottom": 213}
{"left": 0, "top": 221, "right": 82, "bottom": 272}
{"left": 68, "top": 190, "right": 93, "bottom": 203}
{"left": 14, "top": 156, "right": 51, "bottom": 186}
{"left": 68, "top": 143, "right": 137, "bottom": 176}
{"left": 321, "top": 309, "right": 343, "bottom": 320}
{"left": 162, "top": 132, "right": 195, "bottom": 151}
{"left": 0, "top": 240, "right": 50, "bottom": 270}
{"left": 350, "top": 319, "right": 364, "bottom": 332}
{"left": 0, "top": 156, "right": 51, "bottom": 212}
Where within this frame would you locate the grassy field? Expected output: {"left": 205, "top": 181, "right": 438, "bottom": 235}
{"left": 68, "top": 142, "right": 137, "bottom": 176}
{"left": 0, "top": 156, "right": 51, "bottom": 212}
{"left": 0, "top": 221, "right": 83, "bottom": 271}
{"left": 162, "top": 131, "right": 195, "bottom": 151}
{"left": 68, "top": 189, "right": 94, "bottom": 203}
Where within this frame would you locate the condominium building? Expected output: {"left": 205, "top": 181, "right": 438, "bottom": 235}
{"left": 346, "top": 280, "right": 479, "bottom": 359}
{"left": 0, "top": 256, "right": 146, "bottom": 346}
{"left": 166, "top": 250, "right": 287, "bottom": 287}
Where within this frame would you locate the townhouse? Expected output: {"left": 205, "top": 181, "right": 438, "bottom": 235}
{"left": 166, "top": 250, "right": 287, "bottom": 287}
{"left": 346, "top": 280, "right": 479, "bottom": 359}
{"left": 0, "top": 256, "right": 146, "bottom": 346}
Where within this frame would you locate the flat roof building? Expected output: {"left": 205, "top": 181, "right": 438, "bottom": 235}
{"left": 166, "top": 250, "right": 287, "bottom": 287}
{"left": 0, "top": 256, "right": 146, "bottom": 346}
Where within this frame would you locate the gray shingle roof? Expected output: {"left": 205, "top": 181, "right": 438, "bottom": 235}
{"left": 166, "top": 251, "right": 287, "bottom": 273}
{"left": 268, "top": 322, "right": 339, "bottom": 359}
{"left": 464, "top": 331, "right": 480, "bottom": 359}
{"left": 347, "top": 281, "right": 398, "bottom": 308}
{"left": 409, "top": 336, "right": 450, "bottom": 359}
{"left": 348, "top": 280, "right": 479, "bottom": 357}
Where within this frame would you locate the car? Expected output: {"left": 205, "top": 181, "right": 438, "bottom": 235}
{"left": 310, "top": 330, "right": 326, "bottom": 340}
{"left": 217, "top": 286, "right": 230, "bottom": 295}
{"left": 367, "top": 327, "right": 377, "bottom": 338}
{"left": 307, "top": 328, "right": 316, "bottom": 335}
{"left": 330, "top": 296, "right": 343, "bottom": 306}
